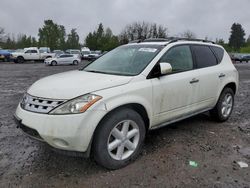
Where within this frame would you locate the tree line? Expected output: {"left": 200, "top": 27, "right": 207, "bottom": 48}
{"left": 0, "top": 20, "right": 249, "bottom": 53}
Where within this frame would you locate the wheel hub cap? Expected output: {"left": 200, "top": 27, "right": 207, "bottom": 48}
{"left": 107, "top": 120, "right": 140, "bottom": 161}
{"left": 221, "top": 93, "right": 233, "bottom": 117}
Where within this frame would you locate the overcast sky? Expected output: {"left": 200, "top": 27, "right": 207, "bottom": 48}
{"left": 1, "top": 0, "right": 250, "bottom": 42}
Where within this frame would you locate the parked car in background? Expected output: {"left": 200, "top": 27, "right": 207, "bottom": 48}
{"left": 81, "top": 47, "right": 91, "bottom": 60}
{"left": 44, "top": 54, "right": 80, "bottom": 66}
{"left": 230, "top": 53, "right": 250, "bottom": 63}
{"left": 52, "top": 50, "right": 64, "bottom": 56}
{"left": 65, "top": 49, "right": 82, "bottom": 59}
{"left": 12, "top": 47, "right": 56, "bottom": 63}
{"left": 0, "top": 49, "right": 12, "bottom": 62}
{"left": 241, "top": 55, "right": 250, "bottom": 63}
{"left": 81, "top": 50, "right": 91, "bottom": 60}
{"left": 87, "top": 50, "right": 102, "bottom": 61}
{"left": 39, "top": 47, "right": 51, "bottom": 53}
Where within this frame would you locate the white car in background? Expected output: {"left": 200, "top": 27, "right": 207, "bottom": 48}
{"left": 44, "top": 54, "right": 80, "bottom": 66}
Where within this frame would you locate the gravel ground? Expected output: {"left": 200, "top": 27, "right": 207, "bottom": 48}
{"left": 0, "top": 61, "right": 249, "bottom": 188}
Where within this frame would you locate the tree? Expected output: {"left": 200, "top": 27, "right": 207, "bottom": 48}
{"left": 180, "top": 30, "right": 196, "bottom": 39}
{"left": 85, "top": 23, "right": 119, "bottom": 51}
{"left": 0, "top": 27, "right": 6, "bottom": 47}
{"left": 38, "top": 20, "right": 66, "bottom": 50}
{"left": 66, "top": 29, "right": 80, "bottom": 49}
{"left": 246, "top": 35, "right": 250, "bottom": 45}
{"left": 119, "top": 22, "right": 168, "bottom": 43}
{"left": 228, "top": 23, "right": 245, "bottom": 51}
{"left": 216, "top": 38, "right": 225, "bottom": 45}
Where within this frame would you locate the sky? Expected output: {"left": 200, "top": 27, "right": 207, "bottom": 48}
{"left": 0, "top": 0, "right": 250, "bottom": 43}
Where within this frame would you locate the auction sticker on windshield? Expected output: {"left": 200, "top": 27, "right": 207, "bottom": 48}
{"left": 138, "top": 48, "right": 158, "bottom": 53}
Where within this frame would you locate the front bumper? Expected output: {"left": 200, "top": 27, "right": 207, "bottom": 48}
{"left": 44, "top": 61, "right": 51, "bottom": 65}
{"left": 14, "top": 104, "right": 107, "bottom": 152}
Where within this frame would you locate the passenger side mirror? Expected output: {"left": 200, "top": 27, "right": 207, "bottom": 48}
{"left": 160, "top": 62, "right": 172, "bottom": 75}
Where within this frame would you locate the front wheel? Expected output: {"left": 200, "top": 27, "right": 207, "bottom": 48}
{"left": 17, "top": 56, "right": 24, "bottom": 63}
{"left": 210, "top": 88, "right": 234, "bottom": 122}
{"left": 51, "top": 61, "right": 57, "bottom": 66}
{"left": 92, "top": 108, "right": 146, "bottom": 170}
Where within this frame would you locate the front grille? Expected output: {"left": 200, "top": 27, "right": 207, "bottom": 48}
{"left": 21, "top": 94, "right": 64, "bottom": 114}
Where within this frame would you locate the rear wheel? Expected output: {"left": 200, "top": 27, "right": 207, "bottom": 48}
{"left": 73, "top": 60, "right": 78, "bottom": 65}
{"left": 92, "top": 108, "right": 146, "bottom": 170}
{"left": 210, "top": 88, "right": 234, "bottom": 122}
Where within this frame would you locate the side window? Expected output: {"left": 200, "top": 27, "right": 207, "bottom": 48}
{"left": 25, "top": 50, "right": 31, "bottom": 53}
{"left": 211, "top": 46, "right": 224, "bottom": 63}
{"left": 160, "top": 45, "right": 193, "bottom": 72}
{"left": 31, "top": 50, "right": 38, "bottom": 53}
{"left": 192, "top": 45, "right": 217, "bottom": 68}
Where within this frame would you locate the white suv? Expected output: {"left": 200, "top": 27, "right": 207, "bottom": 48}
{"left": 14, "top": 38, "right": 239, "bottom": 169}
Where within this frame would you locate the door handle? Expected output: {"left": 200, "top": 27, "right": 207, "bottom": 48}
{"left": 190, "top": 78, "right": 199, "bottom": 84}
{"left": 219, "top": 73, "right": 225, "bottom": 78}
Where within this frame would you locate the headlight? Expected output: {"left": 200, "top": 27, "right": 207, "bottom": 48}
{"left": 49, "top": 94, "right": 102, "bottom": 115}
{"left": 20, "top": 93, "right": 29, "bottom": 109}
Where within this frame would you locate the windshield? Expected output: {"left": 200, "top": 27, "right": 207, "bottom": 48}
{"left": 83, "top": 45, "right": 162, "bottom": 76}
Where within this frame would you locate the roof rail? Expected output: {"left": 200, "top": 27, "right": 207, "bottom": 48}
{"left": 143, "top": 38, "right": 170, "bottom": 42}
{"left": 128, "top": 37, "right": 215, "bottom": 44}
{"left": 129, "top": 39, "right": 143, "bottom": 44}
{"left": 168, "top": 37, "right": 215, "bottom": 44}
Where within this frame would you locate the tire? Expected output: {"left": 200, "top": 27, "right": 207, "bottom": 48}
{"left": 17, "top": 56, "right": 24, "bottom": 63}
{"left": 210, "top": 88, "right": 234, "bottom": 122}
{"left": 73, "top": 60, "right": 78, "bottom": 65}
{"left": 51, "top": 61, "right": 57, "bottom": 66}
{"left": 92, "top": 108, "right": 146, "bottom": 170}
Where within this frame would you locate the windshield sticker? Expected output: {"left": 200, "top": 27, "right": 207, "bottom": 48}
{"left": 138, "top": 48, "right": 157, "bottom": 53}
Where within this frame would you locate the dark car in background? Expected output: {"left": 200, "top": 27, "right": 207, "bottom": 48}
{"left": 0, "top": 49, "right": 12, "bottom": 62}
{"left": 230, "top": 53, "right": 250, "bottom": 63}
{"left": 241, "top": 55, "right": 250, "bottom": 63}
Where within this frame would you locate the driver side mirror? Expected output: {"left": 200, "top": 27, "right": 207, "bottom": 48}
{"left": 160, "top": 62, "right": 172, "bottom": 75}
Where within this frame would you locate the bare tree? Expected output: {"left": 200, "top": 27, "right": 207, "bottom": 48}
{"left": 119, "top": 22, "right": 168, "bottom": 44}
{"left": 180, "top": 30, "right": 196, "bottom": 39}
{"left": 0, "top": 27, "right": 6, "bottom": 43}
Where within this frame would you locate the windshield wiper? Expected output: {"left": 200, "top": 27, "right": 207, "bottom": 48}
{"left": 85, "top": 70, "right": 110, "bottom": 74}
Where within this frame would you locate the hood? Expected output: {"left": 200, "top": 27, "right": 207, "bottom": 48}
{"left": 27, "top": 70, "right": 133, "bottom": 99}
{"left": 12, "top": 52, "right": 23, "bottom": 57}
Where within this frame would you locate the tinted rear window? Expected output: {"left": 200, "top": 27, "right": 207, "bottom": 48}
{"left": 192, "top": 45, "right": 217, "bottom": 68}
{"left": 211, "top": 46, "right": 224, "bottom": 63}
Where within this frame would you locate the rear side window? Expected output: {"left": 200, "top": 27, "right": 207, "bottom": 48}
{"left": 192, "top": 45, "right": 217, "bottom": 68}
{"left": 31, "top": 50, "right": 38, "bottom": 53}
{"left": 211, "top": 46, "right": 224, "bottom": 63}
{"left": 160, "top": 45, "right": 193, "bottom": 72}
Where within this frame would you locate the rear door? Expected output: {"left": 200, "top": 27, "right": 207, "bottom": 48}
{"left": 30, "top": 50, "right": 40, "bottom": 60}
{"left": 191, "top": 45, "right": 221, "bottom": 110}
{"left": 65, "top": 55, "right": 73, "bottom": 64}
{"left": 151, "top": 45, "right": 200, "bottom": 125}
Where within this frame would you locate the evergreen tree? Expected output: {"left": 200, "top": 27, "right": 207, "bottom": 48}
{"left": 38, "top": 20, "right": 67, "bottom": 50}
{"left": 228, "top": 23, "right": 245, "bottom": 51}
{"left": 66, "top": 29, "right": 80, "bottom": 49}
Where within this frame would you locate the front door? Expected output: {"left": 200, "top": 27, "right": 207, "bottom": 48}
{"left": 151, "top": 45, "right": 200, "bottom": 126}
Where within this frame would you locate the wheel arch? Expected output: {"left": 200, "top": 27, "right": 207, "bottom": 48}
{"left": 88, "top": 103, "right": 150, "bottom": 157}
{"left": 222, "top": 82, "right": 237, "bottom": 95}
{"left": 98, "top": 103, "right": 149, "bottom": 132}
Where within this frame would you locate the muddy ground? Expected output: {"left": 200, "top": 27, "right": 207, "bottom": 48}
{"left": 0, "top": 61, "right": 249, "bottom": 188}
